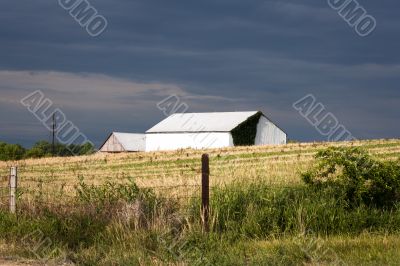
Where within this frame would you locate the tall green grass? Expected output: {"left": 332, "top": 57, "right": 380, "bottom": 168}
{"left": 2, "top": 178, "right": 400, "bottom": 264}
{"left": 190, "top": 182, "right": 400, "bottom": 238}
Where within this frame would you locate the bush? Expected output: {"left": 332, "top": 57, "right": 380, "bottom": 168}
{"left": 302, "top": 147, "right": 400, "bottom": 208}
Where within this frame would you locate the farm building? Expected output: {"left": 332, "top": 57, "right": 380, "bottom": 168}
{"left": 99, "top": 132, "right": 145, "bottom": 152}
{"left": 145, "top": 111, "right": 286, "bottom": 152}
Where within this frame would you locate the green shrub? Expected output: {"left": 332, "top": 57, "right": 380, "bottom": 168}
{"left": 302, "top": 147, "right": 400, "bottom": 208}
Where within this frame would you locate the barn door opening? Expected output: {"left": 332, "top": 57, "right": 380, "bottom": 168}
{"left": 231, "top": 112, "right": 262, "bottom": 146}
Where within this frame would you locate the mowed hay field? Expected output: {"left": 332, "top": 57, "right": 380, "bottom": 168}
{"left": 0, "top": 138, "right": 399, "bottom": 200}
{"left": 1, "top": 139, "right": 400, "bottom": 265}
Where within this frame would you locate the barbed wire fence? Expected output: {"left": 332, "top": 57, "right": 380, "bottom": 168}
{"left": 1, "top": 155, "right": 212, "bottom": 231}
{"left": 0, "top": 152, "right": 302, "bottom": 233}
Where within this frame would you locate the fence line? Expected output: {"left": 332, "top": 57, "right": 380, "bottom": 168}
{"left": 0, "top": 154, "right": 308, "bottom": 236}
{"left": 0, "top": 155, "right": 211, "bottom": 230}
{"left": 0, "top": 153, "right": 303, "bottom": 212}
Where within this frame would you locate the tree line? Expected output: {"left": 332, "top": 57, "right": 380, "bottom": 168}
{"left": 0, "top": 141, "right": 96, "bottom": 161}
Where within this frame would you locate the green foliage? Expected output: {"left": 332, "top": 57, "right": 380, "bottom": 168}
{"left": 2, "top": 141, "right": 400, "bottom": 264}
{"left": 75, "top": 177, "right": 161, "bottom": 220}
{"left": 24, "top": 141, "right": 52, "bottom": 158}
{"left": 0, "top": 178, "right": 178, "bottom": 260}
{"left": 0, "top": 142, "right": 26, "bottom": 161}
{"left": 189, "top": 182, "right": 400, "bottom": 238}
{"left": 0, "top": 141, "right": 95, "bottom": 161}
{"left": 3, "top": 180, "right": 400, "bottom": 264}
{"left": 71, "top": 142, "right": 95, "bottom": 155}
{"left": 302, "top": 147, "right": 400, "bottom": 208}
{"left": 231, "top": 112, "right": 262, "bottom": 146}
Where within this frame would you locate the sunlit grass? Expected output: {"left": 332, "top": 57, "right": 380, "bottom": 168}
{"left": 0, "top": 139, "right": 399, "bottom": 265}
{"left": 0, "top": 139, "right": 399, "bottom": 200}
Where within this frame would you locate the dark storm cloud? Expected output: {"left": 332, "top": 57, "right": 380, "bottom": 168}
{"left": 0, "top": 0, "right": 399, "bottom": 146}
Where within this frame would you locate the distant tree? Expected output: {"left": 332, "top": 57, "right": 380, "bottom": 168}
{"left": 0, "top": 140, "right": 96, "bottom": 161}
{"left": 76, "top": 142, "right": 96, "bottom": 155}
{"left": 24, "top": 141, "right": 52, "bottom": 158}
{"left": 55, "top": 143, "right": 71, "bottom": 156}
{"left": 0, "top": 142, "right": 5, "bottom": 159}
{"left": 0, "top": 142, "right": 26, "bottom": 161}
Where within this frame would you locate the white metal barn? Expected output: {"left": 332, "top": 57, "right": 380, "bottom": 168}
{"left": 145, "top": 111, "right": 286, "bottom": 152}
{"left": 99, "top": 132, "right": 146, "bottom": 152}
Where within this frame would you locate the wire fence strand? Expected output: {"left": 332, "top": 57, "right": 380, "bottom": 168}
{"left": 0, "top": 153, "right": 303, "bottom": 213}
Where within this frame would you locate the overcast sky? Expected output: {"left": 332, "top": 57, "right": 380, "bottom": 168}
{"left": 0, "top": 0, "right": 399, "bottom": 147}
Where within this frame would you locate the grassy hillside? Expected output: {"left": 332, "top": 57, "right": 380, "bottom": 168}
{"left": 0, "top": 139, "right": 399, "bottom": 265}
{"left": 0, "top": 139, "right": 399, "bottom": 198}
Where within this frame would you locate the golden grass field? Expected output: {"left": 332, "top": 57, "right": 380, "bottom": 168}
{"left": 0, "top": 138, "right": 399, "bottom": 201}
{"left": 0, "top": 139, "right": 400, "bottom": 265}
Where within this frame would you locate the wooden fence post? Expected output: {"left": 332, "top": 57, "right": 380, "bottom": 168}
{"left": 9, "top": 167, "right": 17, "bottom": 214}
{"left": 201, "top": 154, "right": 210, "bottom": 233}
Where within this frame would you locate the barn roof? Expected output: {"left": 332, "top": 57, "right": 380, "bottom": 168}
{"left": 146, "top": 111, "right": 261, "bottom": 133}
{"left": 101, "top": 132, "right": 145, "bottom": 151}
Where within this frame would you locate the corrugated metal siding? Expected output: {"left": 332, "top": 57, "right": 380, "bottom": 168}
{"left": 100, "top": 133, "right": 146, "bottom": 152}
{"left": 113, "top": 133, "right": 146, "bottom": 151}
{"left": 100, "top": 134, "right": 125, "bottom": 152}
{"left": 255, "top": 116, "right": 287, "bottom": 145}
{"left": 146, "top": 132, "right": 233, "bottom": 151}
